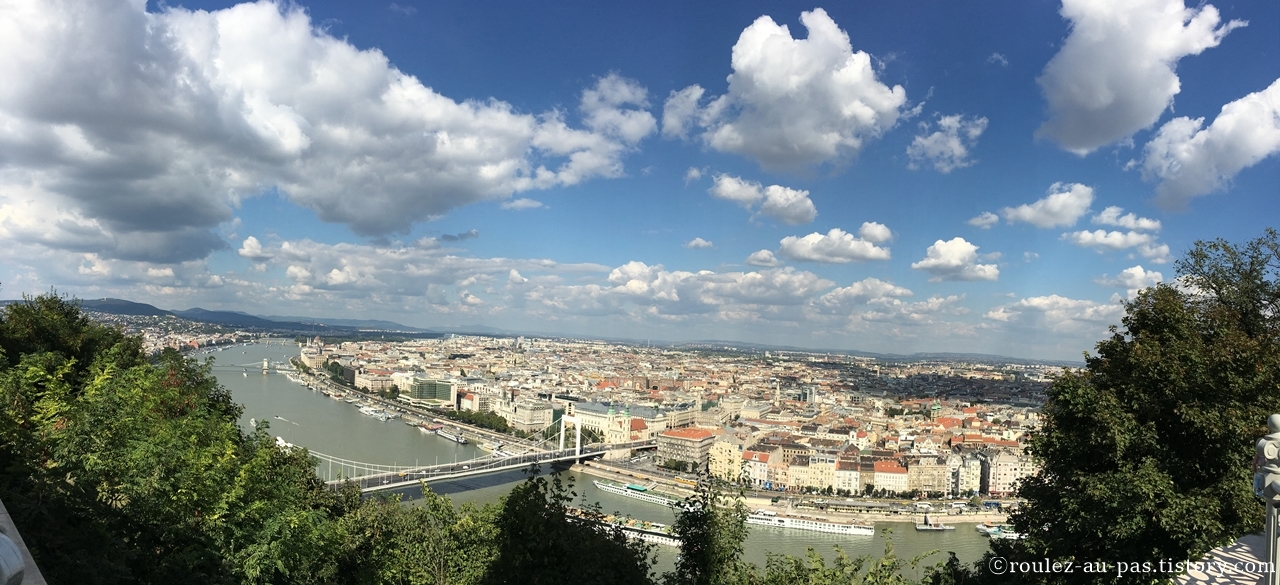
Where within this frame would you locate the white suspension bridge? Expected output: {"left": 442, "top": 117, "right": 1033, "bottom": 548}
{"left": 304, "top": 414, "right": 656, "bottom": 493}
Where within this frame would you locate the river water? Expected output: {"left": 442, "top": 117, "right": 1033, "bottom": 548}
{"left": 211, "top": 341, "right": 995, "bottom": 575}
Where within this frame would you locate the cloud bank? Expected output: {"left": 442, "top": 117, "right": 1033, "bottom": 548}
{"left": 0, "top": 0, "right": 654, "bottom": 264}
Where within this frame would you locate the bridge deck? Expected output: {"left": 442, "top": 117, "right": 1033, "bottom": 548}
{"left": 317, "top": 439, "right": 656, "bottom": 493}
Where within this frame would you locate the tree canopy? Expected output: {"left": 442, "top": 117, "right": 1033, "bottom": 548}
{"left": 974, "top": 229, "right": 1280, "bottom": 584}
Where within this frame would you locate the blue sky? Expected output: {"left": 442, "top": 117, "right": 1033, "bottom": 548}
{"left": 0, "top": 0, "right": 1276, "bottom": 360}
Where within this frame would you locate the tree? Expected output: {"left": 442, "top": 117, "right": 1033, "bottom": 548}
{"left": 663, "top": 469, "right": 751, "bottom": 585}
{"left": 482, "top": 469, "right": 654, "bottom": 585}
{"left": 996, "top": 229, "right": 1280, "bottom": 584}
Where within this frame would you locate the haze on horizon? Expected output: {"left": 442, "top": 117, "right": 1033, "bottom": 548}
{"left": 0, "top": 0, "right": 1276, "bottom": 362}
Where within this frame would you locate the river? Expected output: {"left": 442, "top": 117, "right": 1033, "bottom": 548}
{"left": 210, "top": 341, "right": 995, "bottom": 575}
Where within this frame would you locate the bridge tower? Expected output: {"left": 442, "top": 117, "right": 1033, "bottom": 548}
{"left": 558, "top": 415, "right": 582, "bottom": 458}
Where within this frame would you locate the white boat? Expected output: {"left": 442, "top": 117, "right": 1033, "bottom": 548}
{"left": 915, "top": 514, "right": 956, "bottom": 531}
{"left": 989, "top": 525, "right": 1024, "bottom": 540}
{"left": 617, "top": 521, "right": 680, "bottom": 547}
{"left": 593, "top": 480, "right": 680, "bottom": 507}
{"left": 746, "top": 509, "right": 874, "bottom": 536}
{"left": 436, "top": 429, "right": 468, "bottom": 444}
{"left": 566, "top": 509, "right": 679, "bottom": 547}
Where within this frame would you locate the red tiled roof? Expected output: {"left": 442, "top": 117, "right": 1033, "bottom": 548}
{"left": 873, "top": 460, "right": 907, "bottom": 474}
{"left": 660, "top": 428, "right": 714, "bottom": 440}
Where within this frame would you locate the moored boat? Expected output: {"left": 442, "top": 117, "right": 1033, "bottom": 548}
{"left": 914, "top": 514, "right": 956, "bottom": 531}
{"left": 436, "top": 428, "right": 468, "bottom": 444}
{"left": 593, "top": 479, "right": 681, "bottom": 507}
{"left": 746, "top": 509, "right": 874, "bottom": 536}
{"left": 565, "top": 508, "right": 679, "bottom": 547}
{"left": 989, "top": 525, "right": 1024, "bottom": 540}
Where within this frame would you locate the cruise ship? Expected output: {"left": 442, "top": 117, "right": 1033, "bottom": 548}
{"left": 565, "top": 508, "right": 679, "bottom": 547}
{"left": 436, "top": 428, "right": 469, "bottom": 444}
{"left": 746, "top": 509, "right": 874, "bottom": 536}
{"left": 593, "top": 480, "right": 681, "bottom": 507}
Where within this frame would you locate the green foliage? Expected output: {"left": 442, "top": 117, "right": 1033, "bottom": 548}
{"left": 482, "top": 469, "right": 654, "bottom": 585}
{"left": 664, "top": 472, "right": 752, "bottom": 585}
{"left": 761, "top": 535, "right": 938, "bottom": 585}
{"left": 661, "top": 459, "right": 691, "bottom": 473}
{"left": 994, "top": 229, "right": 1280, "bottom": 584}
{"left": 0, "top": 294, "right": 505, "bottom": 585}
{"left": 443, "top": 408, "right": 510, "bottom": 433}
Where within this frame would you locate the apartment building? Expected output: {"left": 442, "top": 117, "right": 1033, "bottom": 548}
{"left": 873, "top": 460, "right": 909, "bottom": 495}
{"left": 657, "top": 427, "right": 717, "bottom": 470}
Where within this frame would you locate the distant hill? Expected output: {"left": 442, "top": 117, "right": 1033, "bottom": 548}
{"left": 0, "top": 298, "right": 175, "bottom": 317}
{"left": 677, "top": 340, "right": 1083, "bottom": 367}
{"left": 78, "top": 298, "right": 175, "bottom": 317}
{"left": 173, "top": 308, "right": 323, "bottom": 330}
{"left": 261, "top": 315, "right": 427, "bottom": 331}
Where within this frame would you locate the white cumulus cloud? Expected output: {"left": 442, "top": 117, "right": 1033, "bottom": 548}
{"left": 778, "top": 228, "right": 891, "bottom": 263}
{"left": 1062, "top": 230, "right": 1172, "bottom": 263}
{"left": 1092, "top": 206, "right": 1161, "bottom": 231}
{"left": 746, "top": 250, "right": 782, "bottom": 267}
{"left": 758, "top": 185, "right": 819, "bottom": 225}
{"left": 858, "top": 222, "right": 892, "bottom": 244}
{"left": 238, "top": 236, "right": 272, "bottom": 261}
{"left": 907, "top": 114, "right": 989, "bottom": 173}
{"left": 911, "top": 237, "right": 999, "bottom": 282}
{"left": 661, "top": 8, "right": 908, "bottom": 171}
{"left": 1133, "top": 77, "right": 1280, "bottom": 209}
{"left": 968, "top": 212, "right": 999, "bottom": 229}
{"left": 1036, "top": 0, "right": 1245, "bottom": 154}
{"left": 1062, "top": 229, "right": 1154, "bottom": 250}
{"left": 814, "top": 277, "right": 913, "bottom": 314}
{"left": 685, "top": 237, "right": 714, "bottom": 249}
{"left": 1096, "top": 265, "right": 1163, "bottom": 298}
{"left": 985, "top": 294, "right": 1125, "bottom": 333}
{"left": 708, "top": 174, "right": 816, "bottom": 225}
{"left": 1001, "top": 183, "right": 1094, "bottom": 228}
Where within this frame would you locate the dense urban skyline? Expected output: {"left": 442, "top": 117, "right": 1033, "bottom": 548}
{"left": 0, "top": 0, "right": 1277, "bottom": 360}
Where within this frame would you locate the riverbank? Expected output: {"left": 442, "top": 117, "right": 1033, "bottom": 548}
{"left": 573, "top": 460, "right": 1010, "bottom": 526}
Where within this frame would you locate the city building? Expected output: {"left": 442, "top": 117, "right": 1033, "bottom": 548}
{"left": 496, "top": 399, "right": 554, "bottom": 433}
{"left": 872, "top": 460, "right": 909, "bottom": 495}
{"left": 657, "top": 427, "right": 716, "bottom": 471}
